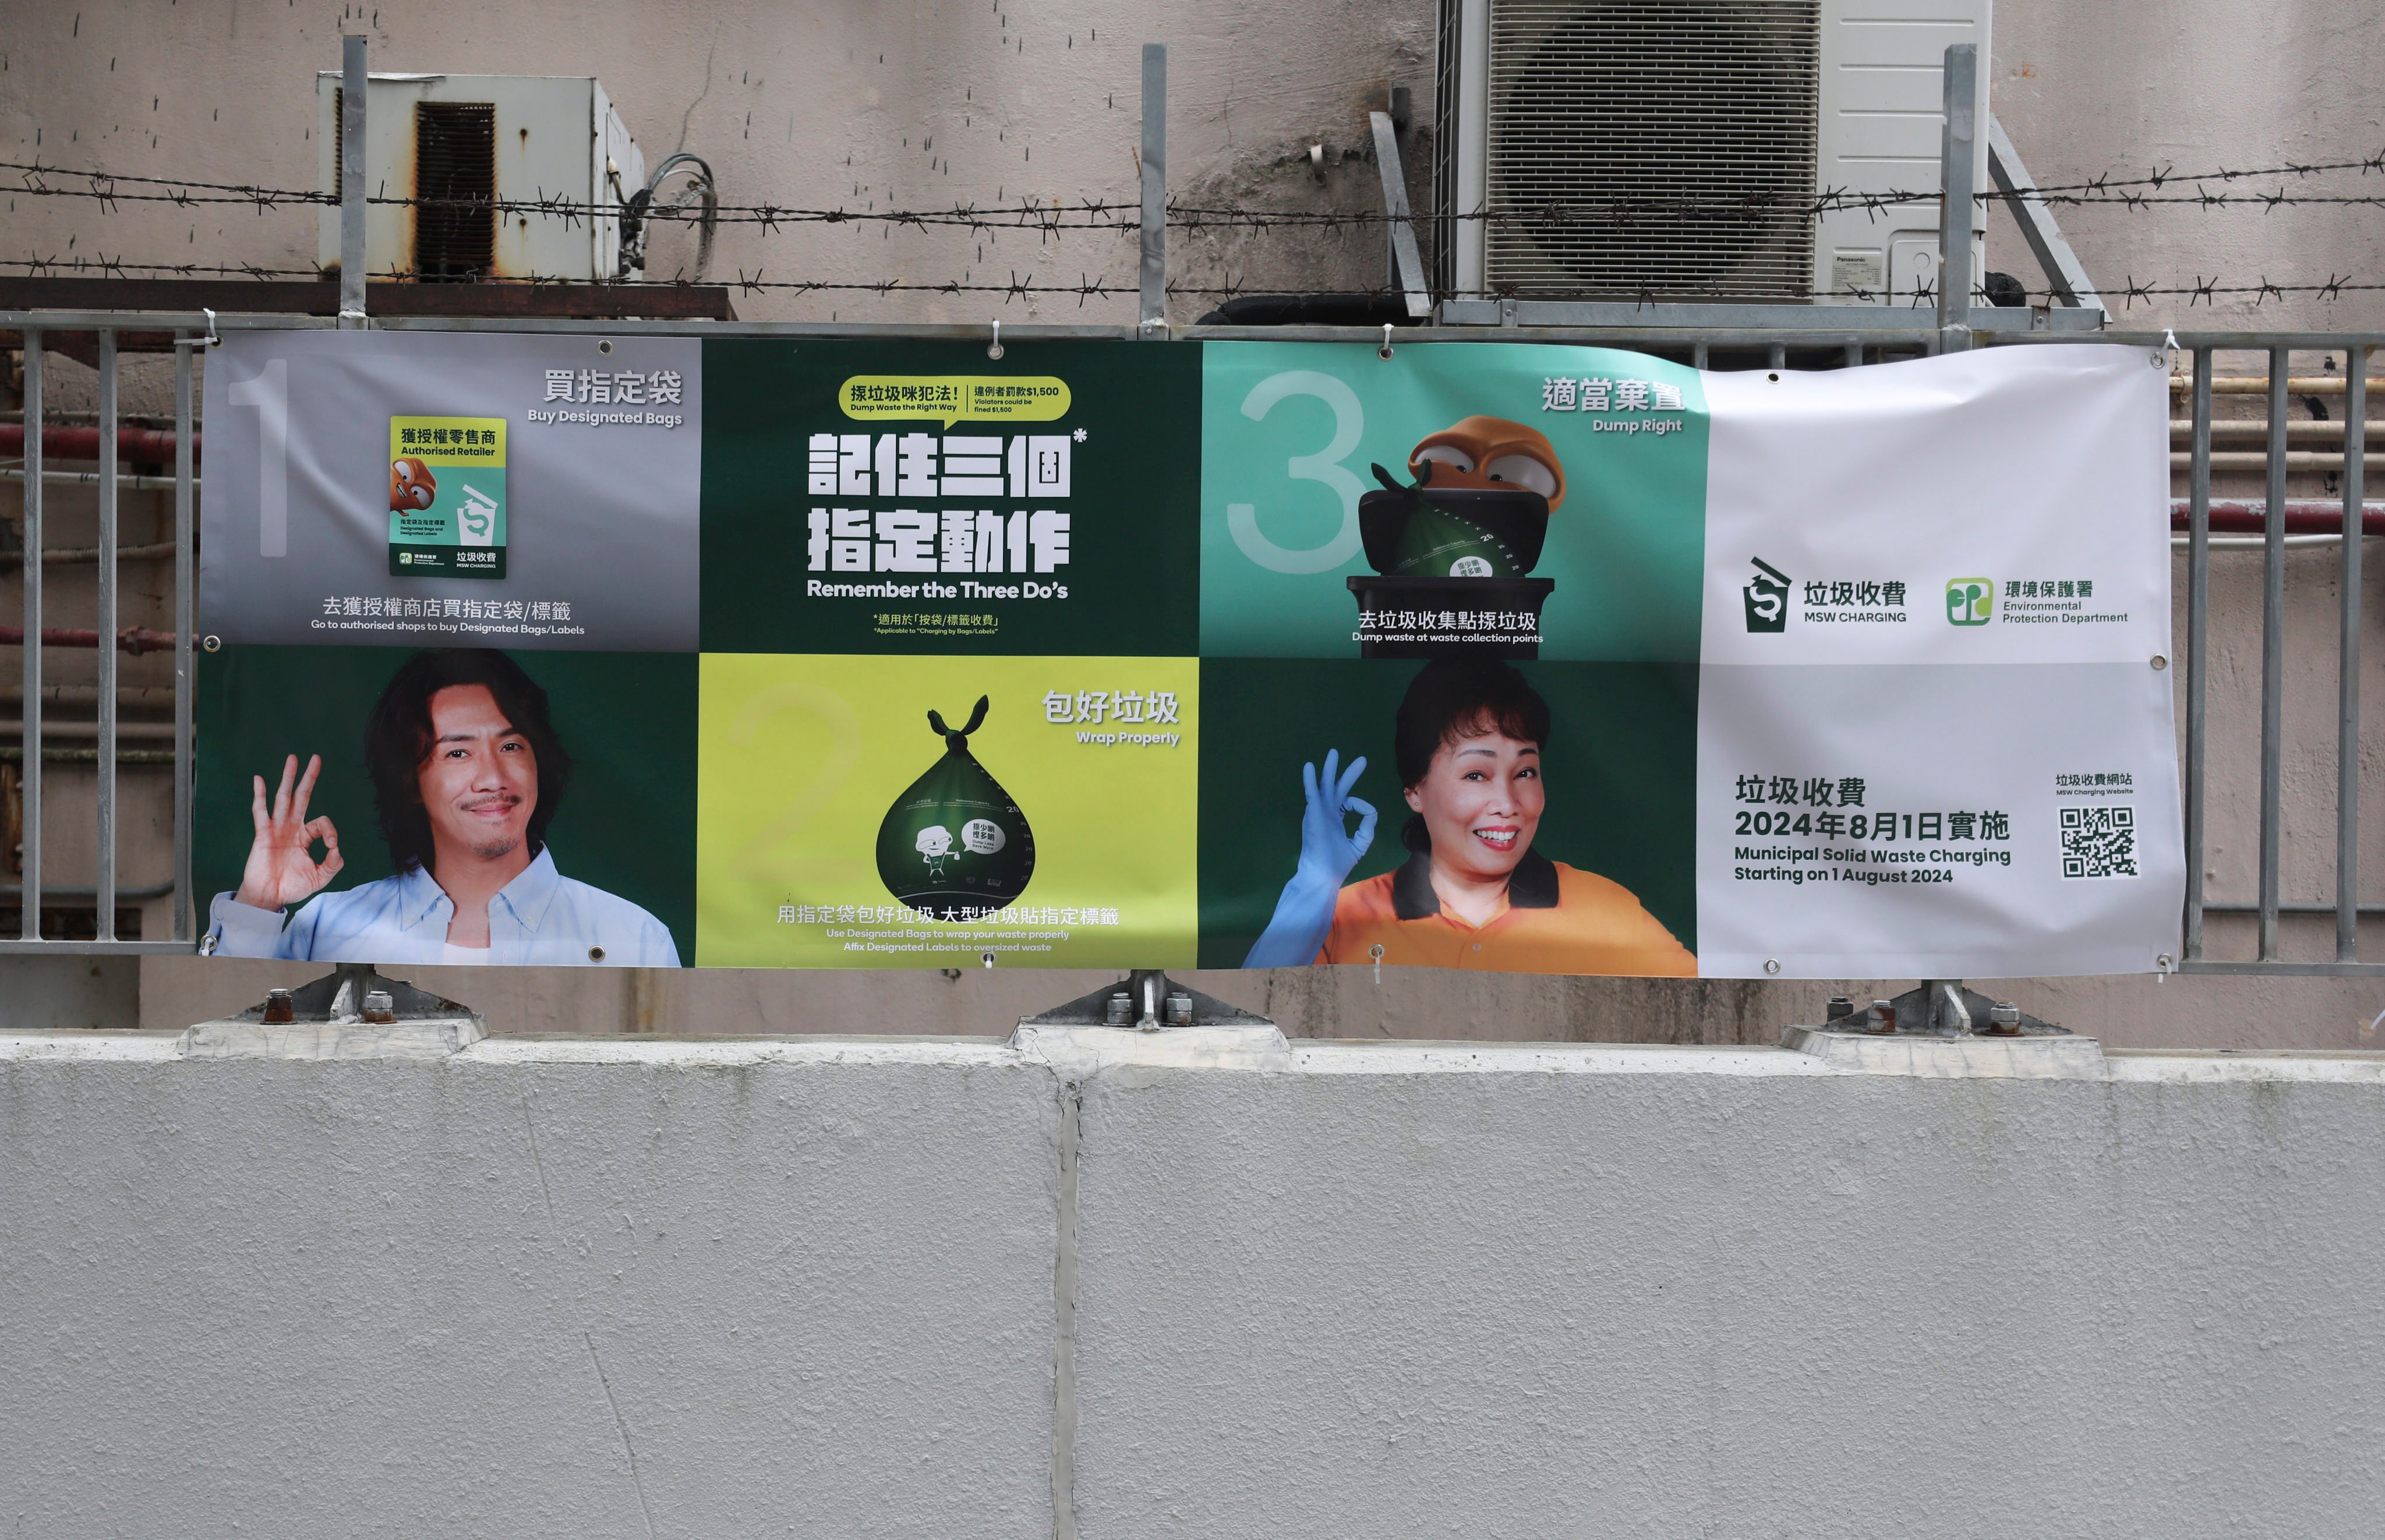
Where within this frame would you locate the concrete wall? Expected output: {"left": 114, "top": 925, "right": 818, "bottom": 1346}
{"left": 8, "top": 1025, "right": 2385, "bottom": 1537}
{"left": 1, "top": 1, "right": 2378, "bottom": 330}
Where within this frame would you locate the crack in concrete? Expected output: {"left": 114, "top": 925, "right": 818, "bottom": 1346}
{"left": 523, "top": 1091, "right": 657, "bottom": 1539}
{"left": 1051, "top": 1076, "right": 1082, "bottom": 1540}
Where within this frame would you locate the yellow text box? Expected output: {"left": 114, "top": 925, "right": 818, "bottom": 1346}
{"left": 840, "top": 375, "right": 1071, "bottom": 430}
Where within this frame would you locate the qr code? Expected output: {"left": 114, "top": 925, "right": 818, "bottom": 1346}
{"left": 2061, "top": 804, "right": 2137, "bottom": 878}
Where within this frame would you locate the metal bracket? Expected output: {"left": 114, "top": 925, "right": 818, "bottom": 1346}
{"left": 1020, "top": 969, "right": 1274, "bottom": 1031}
{"left": 1368, "top": 110, "right": 1432, "bottom": 321}
{"left": 1987, "top": 115, "right": 2104, "bottom": 314}
{"left": 181, "top": 962, "right": 484, "bottom": 1060}
{"left": 1801, "top": 980, "right": 2067, "bottom": 1039}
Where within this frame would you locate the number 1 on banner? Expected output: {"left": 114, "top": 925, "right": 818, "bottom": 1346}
{"left": 226, "top": 359, "right": 289, "bottom": 558}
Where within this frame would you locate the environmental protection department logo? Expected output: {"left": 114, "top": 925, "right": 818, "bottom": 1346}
{"left": 1743, "top": 557, "right": 1791, "bottom": 633}
{"left": 1945, "top": 577, "right": 1995, "bottom": 626}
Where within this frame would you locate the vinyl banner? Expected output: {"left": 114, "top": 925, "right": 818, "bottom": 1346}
{"left": 197, "top": 332, "right": 2178, "bottom": 977}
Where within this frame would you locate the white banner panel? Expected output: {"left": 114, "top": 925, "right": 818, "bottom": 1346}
{"left": 1694, "top": 344, "right": 2181, "bottom": 977}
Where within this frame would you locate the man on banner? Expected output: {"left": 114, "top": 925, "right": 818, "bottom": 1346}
{"left": 203, "top": 649, "right": 680, "bottom": 966}
{"left": 1243, "top": 660, "right": 1694, "bottom": 975}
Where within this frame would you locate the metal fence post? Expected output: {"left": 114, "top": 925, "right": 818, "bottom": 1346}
{"left": 2259, "top": 347, "right": 2289, "bottom": 959}
{"left": 16, "top": 329, "right": 40, "bottom": 939}
{"left": 340, "top": 34, "right": 369, "bottom": 327}
{"left": 95, "top": 330, "right": 118, "bottom": 938}
{"left": 2185, "top": 347, "right": 2213, "bottom": 961}
{"left": 1935, "top": 43, "right": 1978, "bottom": 354}
{"left": 2339, "top": 348, "right": 2368, "bottom": 961}
{"left": 174, "top": 334, "right": 197, "bottom": 942}
{"left": 1139, "top": 44, "right": 1167, "bottom": 335}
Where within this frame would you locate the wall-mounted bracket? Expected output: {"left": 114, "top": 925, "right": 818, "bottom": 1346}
{"left": 1987, "top": 115, "right": 2105, "bottom": 315}
{"left": 1368, "top": 110, "right": 1433, "bottom": 321}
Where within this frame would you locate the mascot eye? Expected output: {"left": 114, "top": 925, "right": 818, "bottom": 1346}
{"left": 1414, "top": 444, "right": 1476, "bottom": 474}
{"left": 1483, "top": 454, "right": 1557, "bottom": 497}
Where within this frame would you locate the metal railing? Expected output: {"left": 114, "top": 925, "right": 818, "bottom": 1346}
{"left": 3, "top": 310, "right": 2377, "bottom": 974}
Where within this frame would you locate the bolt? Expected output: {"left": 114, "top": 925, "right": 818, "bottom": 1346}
{"left": 1866, "top": 998, "right": 1897, "bottom": 1034}
{"left": 1987, "top": 1002, "right": 2022, "bottom": 1036}
{"left": 1825, "top": 995, "right": 1854, "bottom": 1022}
{"left": 261, "top": 986, "right": 294, "bottom": 1024}
{"left": 361, "top": 989, "right": 395, "bottom": 1025}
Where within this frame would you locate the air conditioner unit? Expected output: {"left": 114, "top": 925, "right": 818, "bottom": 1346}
{"left": 1433, "top": 0, "right": 1991, "bottom": 306}
{"left": 316, "top": 73, "right": 645, "bottom": 282}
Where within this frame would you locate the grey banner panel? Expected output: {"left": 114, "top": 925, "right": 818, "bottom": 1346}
{"left": 201, "top": 330, "right": 701, "bottom": 651}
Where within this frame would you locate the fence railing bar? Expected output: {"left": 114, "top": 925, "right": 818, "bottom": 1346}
{"left": 2185, "top": 347, "right": 2213, "bottom": 961}
{"left": 95, "top": 329, "right": 118, "bottom": 941}
{"left": 172, "top": 334, "right": 195, "bottom": 942}
{"left": 2257, "top": 346, "right": 2289, "bottom": 960}
{"left": 16, "top": 327, "right": 40, "bottom": 938}
{"left": 2338, "top": 348, "right": 2368, "bottom": 962}
{"left": 2179, "top": 959, "right": 2385, "bottom": 979}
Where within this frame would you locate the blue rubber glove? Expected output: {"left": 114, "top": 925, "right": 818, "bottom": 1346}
{"left": 1243, "top": 749, "right": 1378, "bottom": 967}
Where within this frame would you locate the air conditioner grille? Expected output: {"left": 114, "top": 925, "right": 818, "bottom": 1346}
{"left": 1483, "top": 0, "right": 1821, "bottom": 299}
{"left": 414, "top": 101, "right": 497, "bottom": 282}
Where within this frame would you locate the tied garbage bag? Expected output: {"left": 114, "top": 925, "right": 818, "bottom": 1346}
{"left": 1361, "top": 461, "right": 1544, "bottom": 578}
{"left": 876, "top": 695, "right": 1036, "bottom": 918}
{"left": 1383, "top": 472, "right": 1530, "bottom": 577}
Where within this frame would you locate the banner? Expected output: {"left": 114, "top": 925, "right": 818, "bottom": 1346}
{"left": 197, "top": 332, "right": 2178, "bottom": 977}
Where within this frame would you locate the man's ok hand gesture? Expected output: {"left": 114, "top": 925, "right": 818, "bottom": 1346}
{"left": 233, "top": 754, "right": 344, "bottom": 912}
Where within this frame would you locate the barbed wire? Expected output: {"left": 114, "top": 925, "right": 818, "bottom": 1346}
{"left": 8, "top": 150, "right": 2385, "bottom": 234}
{"left": 7, "top": 252, "right": 2383, "bottom": 311}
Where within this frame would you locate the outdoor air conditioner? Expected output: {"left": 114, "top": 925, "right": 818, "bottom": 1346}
{"left": 1433, "top": 0, "right": 1992, "bottom": 305}
{"left": 315, "top": 73, "right": 646, "bottom": 282}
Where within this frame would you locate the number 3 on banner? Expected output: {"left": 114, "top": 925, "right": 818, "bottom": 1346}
{"left": 1225, "top": 370, "right": 1366, "bottom": 575}
{"left": 226, "top": 359, "right": 289, "bottom": 558}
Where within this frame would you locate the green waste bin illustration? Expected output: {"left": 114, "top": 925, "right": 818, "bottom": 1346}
{"left": 1347, "top": 415, "right": 1561, "bottom": 658}
{"left": 876, "top": 695, "right": 1036, "bottom": 919}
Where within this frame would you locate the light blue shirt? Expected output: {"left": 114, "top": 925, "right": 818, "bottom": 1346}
{"left": 204, "top": 847, "right": 681, "bottom": 966}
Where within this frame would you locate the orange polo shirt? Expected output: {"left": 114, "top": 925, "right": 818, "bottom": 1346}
{"left": 1317, "top": 861, "right": 1697, "bottom": 976}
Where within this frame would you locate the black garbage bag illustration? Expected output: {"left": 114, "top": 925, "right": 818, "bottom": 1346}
{"left": 1348, "top": 414, "right": 1561, "bottom": 658}
{"left": 875, "top": 695, "right": 1036, "bottom": 917}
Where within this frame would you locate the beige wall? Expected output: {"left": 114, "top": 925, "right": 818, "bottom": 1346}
{"left": 4, "top": 1, "right": 2376, "bottom": 326}
{"left": 6, "top": 1, "right": 2383, "bottom": 1040}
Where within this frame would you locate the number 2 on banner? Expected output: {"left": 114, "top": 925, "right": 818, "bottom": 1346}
{"left": 225, "top": 359, "right": 289, "bottom": 558}
{"left": 1225, "top": 370, "right": 1366, "bottom": 575}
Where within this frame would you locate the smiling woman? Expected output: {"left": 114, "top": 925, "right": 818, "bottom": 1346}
{"left": 1241, "top": 659, "right": 1694, "bottom": 976}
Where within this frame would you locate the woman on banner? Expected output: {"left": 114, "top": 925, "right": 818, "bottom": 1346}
{"left": 1243, "top": 659, "right": 1695, "bottom": 976}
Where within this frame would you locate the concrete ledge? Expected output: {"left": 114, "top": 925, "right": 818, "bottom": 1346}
{"left": 8, "top": 1029, "right": 2385, "bottom": 1537}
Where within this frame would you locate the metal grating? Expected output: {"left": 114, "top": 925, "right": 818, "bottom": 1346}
{"left": 414, "top": 101, "right": 497, "bottom": 282}
{"left": 1483, "top": 0, "right": 1821, "bottom": 299}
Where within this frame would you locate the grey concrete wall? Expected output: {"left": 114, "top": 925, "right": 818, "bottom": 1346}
{"left": 8, "top": 1028, "right": 2385, "bottom": 1537}
{"left": 0, "top": 1037, "right": 1058, "bottom": 1539}
{"left": 1072, "top": 1043, "right": 2385, "bottom": 1537}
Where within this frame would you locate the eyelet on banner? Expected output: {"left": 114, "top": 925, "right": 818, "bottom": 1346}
{"left": 1379, "top": 323, "right": 1395, "bottom": 361}
{"left": 598, "top": 340, "right": 614, "bottom": 355}
{"left": 988, "top": 319, "right": 1004, "bottom": 361}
